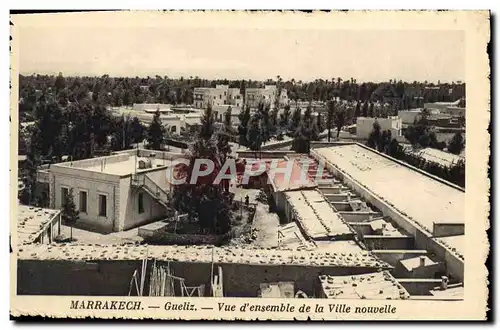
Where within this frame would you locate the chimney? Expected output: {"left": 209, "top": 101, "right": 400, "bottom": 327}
{"left": 419, "top": 256, "right": 426, "bottom": 268}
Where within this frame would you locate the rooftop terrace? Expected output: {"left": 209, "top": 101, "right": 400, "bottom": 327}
{"left": 284, "top": 190, "right": 356, "bottom": 240}
{"left": 17, "top": 205, "right": 60, "bottom": 245}
{"left": 318, "top": 271, "right": 410, "bottom": 300}
{"left": 17, "top": 243, "right": 391, "bottom": 269}
{"left": 313, "top": 144, "right": 465, "bottom": 235}
{"left": 56, "top": 150, "right": 174, "bottom": 176}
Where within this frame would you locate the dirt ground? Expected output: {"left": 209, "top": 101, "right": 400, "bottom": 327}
{"left": 60, "top": 224, "right": 143, "bottom": 245}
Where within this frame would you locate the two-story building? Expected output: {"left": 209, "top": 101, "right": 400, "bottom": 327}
{"left": 193, "top": 85, "right": 243, "bottom": 109}
{"left": 245, "top": 85, "right": 288, "bottom": 109}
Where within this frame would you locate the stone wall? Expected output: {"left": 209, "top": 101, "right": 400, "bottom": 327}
{"left": 17, "top": 259, "right": 380, "bottom": 297}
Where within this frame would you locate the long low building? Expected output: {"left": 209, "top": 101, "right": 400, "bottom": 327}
{"left": 284, "top": 190, "right": 356, "bottom": 241}
{"left": 312, "top": 144, "right": 464, "bottom": 234}
{"left": 311, "top": 143, "right": 465, "bottom": 282}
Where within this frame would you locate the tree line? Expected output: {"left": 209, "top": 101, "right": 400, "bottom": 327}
{"left": 366, "top": 121, "right": 465, "bottom": 188}
{"left": 18, "top": 94, "right": 173, "bottom": 206}
{"left": 19, "top": 73, "right": 465, "bottom": 116}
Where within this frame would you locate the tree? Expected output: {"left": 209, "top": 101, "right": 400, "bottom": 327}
{"left": 369, "top": 102, "right": 375, "bottom": 118}
{"left": 170, "top": 105, "right": 233, "bottom": 234}
{"left": 147, "top": 109, "right": 167, "bottom": 150}
{"left": 289, "top": 107, "right": 302, "bottom": 135}
{"left": 61, "top": 188, "right": 79, "bottom": 241}
{"left": 279, "top": 104, "right": 291, "bottom": 132}
{"left": 129, "top": 116, "right": 146, "bottom": 144}
{"left": 217, "top": 106, "right": 233, "bottom": 163}
{"left": 326, "top": 100, "right": 335, "bottom": 142}
{"left": 292, "top": 122, "right": 310, "bottom": 153}
{"left": 223, "top": 106, "right": 232, "bottom": 131}
{"left": 448, "top": 132, "right": 465, "bottom": 155}
{"left": 20, "top": 124, "right": 42, "bottom": 205}
{"left": 354, "top": 101, "right": 361, "bottom": 118}
{"left": 247, "top": 114, "right": 262, "bottom": 157}
{"left": 362, "top": 102, "right": 369, "bottom": 117}
{"left": 316, "top": 112, "right": 324, "bottom": 133}
{"left": 334, "top": 105, "right": 346, "bottom": 139}
{"left": 258, "top": 103, "right": 272, "bottom": 143}
{"left": 367, "top": 121, "right": 382, "bottom": 150}
{"left": 54, "top": 72, "right": 66, "bottom": 91}
{"left": 237, "top": 106, "right": 251, "bottom": 146}
{"left": 270, "top": 107, "right": 279, "bottom": 137}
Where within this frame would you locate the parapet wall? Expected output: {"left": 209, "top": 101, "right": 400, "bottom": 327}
{"left": 62, "top": 153, "right": 131, "bottom": 170}
{"left": 17, "top": 259, "right": 381, "bottom": 297}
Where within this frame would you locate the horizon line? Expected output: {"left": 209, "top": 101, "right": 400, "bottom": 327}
{"left": 19, "top": 71, "right": 465, "bottom": 85}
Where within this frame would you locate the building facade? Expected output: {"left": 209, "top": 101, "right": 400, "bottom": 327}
{"left": 37, "top": 149, "right": 179, "bottom": 233}
{"left": 245, "top": 85, "right": 288, "bottom": 109}
{"left": 193, "top": 85, "right": 243, "bottom": 109}
{"left": 356, "top": 116, "right": 403, "bottom": 140}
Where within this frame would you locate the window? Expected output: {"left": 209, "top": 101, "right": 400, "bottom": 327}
{"left": 61, "top": 187, "right": 69, "bottom": 207}
{"left": 219, "top": 95, "right": 222, "bottom": 99}
{"left": 138, "top": 193, "right": 144, "bottom": 214}
{"left": 79, "top": 191, "right": 87, "bottom": 213}
{"left": 98, "top": 194, "right": 107, "bottom": 217}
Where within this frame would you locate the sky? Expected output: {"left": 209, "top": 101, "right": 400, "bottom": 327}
{"left": 13, "top": 12, "right": 465, "bottom": 83}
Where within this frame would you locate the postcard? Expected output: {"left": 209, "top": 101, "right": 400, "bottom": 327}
{"left": 10, "top": 10, "right": 490, "bottom": 320}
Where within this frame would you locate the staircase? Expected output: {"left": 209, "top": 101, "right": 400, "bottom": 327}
{"left": 131, "top": 174, "right": 171, "bottom": 210}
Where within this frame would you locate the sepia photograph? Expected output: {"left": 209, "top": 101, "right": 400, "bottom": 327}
{"left": 9, "top": 10, "right": 489, "bottom": 320}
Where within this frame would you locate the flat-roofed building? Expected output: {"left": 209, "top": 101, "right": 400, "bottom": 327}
{"left": 356, "top": 116, "right": 402, "bottom": 140}
{"left": 193, "top": 85, "right": 243, "bottom": 109}
{"left": 403, "top": 147, "right": 465, "bottom": 167}
{"left": 37, "top": 149, "right": 179, "bottom": 233}
{"left": 17, "top": 204, "right": 62, "bottom": 245}
{"left": 245, "top": 85, "right": 288, "bottom": 109}
{"left": 424, "top": 99, "right": 466, "bottom": 117}
{"left": 311, "top": 143, "right": 465, "bottom": 281}
{"left": 318, "top": 271, "right": 410, "bottom": 299}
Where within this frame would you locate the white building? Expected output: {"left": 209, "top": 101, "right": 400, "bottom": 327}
{"left": 111, "top": 107, "right": 203, "bottom": 134}
{"left": 245, "top": 85, "right": 288, "bottom": 109}
{"left": 133, "top": 103, "right": 172, "bottom": 112}
{"left": 424, "top": 99, "right": 465, "bottom": 117}
{"left": 398, "top": 110, "right": 423, "bottom": 124}
{"left": 193, "top": 85, "right": 243, "bottom": 109}
{"left": 356, "top": 116, "right": 402, "bottom": 139}
{"left": 37, "top": 149, "right": 180, "bottom": 233}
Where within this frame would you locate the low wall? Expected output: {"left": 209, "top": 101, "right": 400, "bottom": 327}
{"left": 363, "top": 235, "right": 414, "bottom": 250}
{"left": 236, "top": 150, "right": 292, "bottom": 159}
{"left": 17, "top": 259, "right": 380, "bottom": 297}
{"left": 433, "top": 222, "right": 465, "bottom": 237}
{"left": 145, "top": 232, "right": 229, "bottom": 245}
{"left": 372, "top": 250, "right": 428, "bottom": 267}
{"left": 397, "top": 279, "right": 443, "bottom": 296}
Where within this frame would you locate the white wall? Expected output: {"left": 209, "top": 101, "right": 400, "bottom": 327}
{"left": 119, "top": 175, "right": 168, "bottom": 231}
{"left": 51, "top": 168, "right": 119, "bottom": 232}
{"left": 356, "top": 117, "right": 402, "bottom": 139}
{"left": 399, "top": 111, "right": 422, "bottom": 124}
